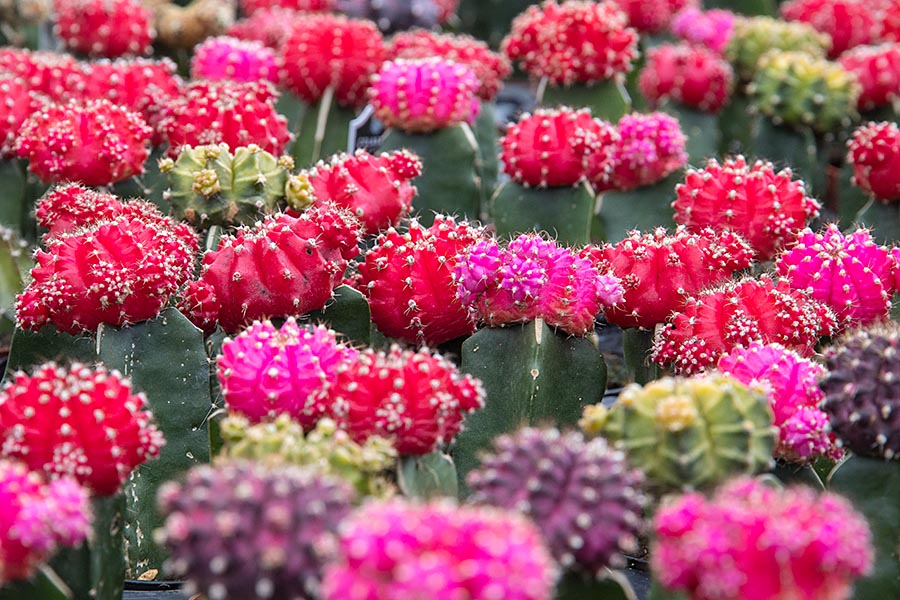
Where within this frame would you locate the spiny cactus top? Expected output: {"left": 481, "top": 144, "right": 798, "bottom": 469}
{"left": 190, "top": 36, "right": 280, "bottom": 85}
{"left": 600, "top": 227, "right": 754, "bottom": 330}
{"left": 180, "top": 203, "right": 361, "bottom": 334}
{"left": 838, "top": 44, "right": 900, "bottom": 111}
{"left": 455, "top": 234, "right": 625, "bottom": 336}
{"left": 718, "top": 342, "right": 841, "bottom": 463}
{"left": 726, "top": 16, "right": 830, "bottom": 81}
{"left": 601, "top": 112, "right": 687, "bottom": 191}
{"left": 652, "top": 477, "right": 873, "bottom": 600}
{"left": 0, "top": 48, "right": 84, "bottom": 102}
{"left": 749, "top": 50, "right": 860, "bottom": 133}
{"left": 158, "top": 461, "right": 354, "bottom": 600}
{"left": 321, "top": 499, "right": 557, "bottom": 600}
{"left": 781, "top": 0, "right": 878, "bottom": 58}
{"left": 370, "top": 58, "right": 480, "bottom": 133}
{"left": 652, "top": 276, "right": 837, "bottom": 375}
{"left": 0, "top": 461, "right": 90, "bottom": 584}
{"left": 324, "top": 345, "right": 485, "bottom": 455}
{"left": 388, "top": 30, "right": 512, "bottom": 102}
{"left": 500, "top": 107, "right": 618, "bottom": 188}
{"left": 14, "top": 98, "right": 151, "bottom": 186}
{"left": 239, "top": 0, "right": 333, "bottom": 16}
{"left": 468, "top": 427, "right": 645, "bottom": 576}
{"left": 0, "top": 363, "right": 164, "bottom": 496}
{"left": 336, "top": 0, "right": 440, "bottom": 34}
{"left": 821, "top": 320, "right": 900, "bottom": 459}
{"left": 882, "top": 0, "right": 900, "bottom": 42}
{"left": 609, "top": 0, "right": 696, "bottom": 35}
{"left": 776, "top": 225, "right": 896, "bottom": 329}
{"left": 0, "top": 76, "right": 36, "bottom": 158}
{"left": 53, "top": 0, "right": 153, "bottom": 58}
{"left": 673, "top": 156, "right": 821, "bottom": 261}
{"left": 217, "top": 319, "right": 357, "bottom": 427}
{"left": 638, "top": 43, "right": 735, "bottom": 114}
{"left": 35, "top": 183, "right": 131, "bottom": 238}
{"left": 503, "top": 1, "right": 639, "bottom": 86}
{"left": 671, "top": 7, "right": 735, "bottom": 55}
{"left": 847, "top": 121, "right": 900, "bottom": 202}
{"left": 356, "top": 215, "right": 486, "bottom": 346}
{"left": 159, "top": 80, "right": 291, "bottom": 159}
{"left": 305, "top": 149, "right": 421, "bottom": 233}
{"left": 584, "top": 375, "right": 776, "bottom": 494}
{"left": 280, "top": 13, "right": 386, "bottom": 108}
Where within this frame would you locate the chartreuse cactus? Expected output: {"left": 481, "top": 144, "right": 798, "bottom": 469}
{"left": 582, "top": 374, "right": 777, "bottom": 494}
{"left": 725, "top": 16, "right": 829, "bottom": 82}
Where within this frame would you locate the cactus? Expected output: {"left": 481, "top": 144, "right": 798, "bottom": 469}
{"left": 610, "top": 0, "right": 696, "bottom": 35}
{"left": 336, "top": 0, "right": 441, "bottom": 33}
{"left": 847, "top": 121, "right": 900, "bottom": 203}
{"left": 189, "top": 36, "right": 279, "bottom": 84}
{"left": 671, "top": 7, "right": 736, "bottom": 54}
{"left": 0, "top": 76, "right": 37, "bottom": 158}
{"left": 53, "top": 0, "right": 153, "bottom": 58}
{"left": 584, "top": 374, "right": 777, "bottom": 493}
{"left": 160, "top": 143, "right": 294, "bottom": 229}
{"left": 838, "top": 45, "right": 900, "bottom": 114}
{"left": 239, "top": 0, "right": 333, "bottom": 15}
{"left": 725, "top": 16, "right": 829, "bottom": 82}
{"left": 780, "top": 0, "right": 877, "bottom": 58}
{"left": 225, "top": 6, "right": 305, "bottom": 50}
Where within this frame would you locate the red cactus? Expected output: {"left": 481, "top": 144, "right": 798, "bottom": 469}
{"left": 880, "top": 0, "right": 900, "bottom": 43}
{"left": 0, "top": 76, "right": 37, "bottom": 158}
{"left": 847, "top": 121, "right": 900, "bottom": 202}
{"left": 35, "top": 184, "right": 125, "bottom": 238}
{"left": 638, "top": 43, "right": 735, "bottom": 113}
{"left": 280, "top": 13, "right": 386, "bottom": 108}
{"left": 239, "top": 0, "right": 333, "bottom": 15}
{"left": 15, "top": 98, "right": 151, "bottom": 186}
{"left": 53, "top": 0, "right": 154, "bottom": 58}
{"left": 0, "top": 48, "right": 84, "bottom": 102}
{"left": 0, "top": 363, "right": 164, "bottom": 496}
{"left": 225, "top": 7, "right": 306, "bottom": 50}
{"left": 610, "top": 0, "right": 697, "bottom": 34}
{"left": 781, "top": 0, "right": 879, "bottom": 58}
{"left": 838, "top": 44, "right": 900, "bottom": 111}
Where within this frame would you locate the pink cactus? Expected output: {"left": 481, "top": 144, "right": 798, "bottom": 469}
{"left": 53, "top": 0, "right": 154, "bottom": 58}
{"left": 600, "top": 112, "right": 687, "bottom": 191}
{"left": 322, "top": 500, "right": 557, "bottom": 600}
{"left": 638, "top": 43, "right": 735, "bottom": 113}
{"left": 776, "top": 225, "right": 895, "bottom": 328}
{"left": 0, "top": 76, "right": 37, "bottom": 158}
{"left": 0, "top": 48, "right": 85, "bottom": 102}
{"left": 671, "top": 7, "right": 735, "bottom": 55}
{"left": 611, "top": 0, "right": 698, "bottom": 35}
{"left": 239, "top": 0, "right": 333, "bottom": 15}
{"left": 847, "top": 121, "right": 900, "bottom": 202}
{"left": 781, "top": 0, "right": 879, "bottom": 58}
{"left": 225, "top": 7, "right": 306, "bottom": 50}
{"left": 190, "top": 36, "right": 280, "bottom": 85}
{"left": 652, "top": 477, "right": 873, "bottom": 600}
{"left": 838, "top": 44, "right": 900, "bottom": 111}
{"left": 717, "top": 342, "right": 841, "bottom": 463}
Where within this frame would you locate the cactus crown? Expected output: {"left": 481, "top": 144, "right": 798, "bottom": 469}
{"left": 847, "top": 120, "right": 900, "bottom": 203}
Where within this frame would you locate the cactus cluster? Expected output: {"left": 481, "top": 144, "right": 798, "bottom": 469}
{"left": 726, "top": 16, "right": 830, "bottom": 80}
{"left": 847, "top": 121, "right": 900, "bottom": 202}
{"left": 53, "top": 0, "right": 154, "bottom": 58}
{"left": 639, "top": 43, "right": 735, "bottom": 114}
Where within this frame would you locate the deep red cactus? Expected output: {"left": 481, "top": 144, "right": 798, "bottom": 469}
{"left": 838, "top": 44, "right": 900, "bottom": 111}
{"left": 781, "top": 0, "right": 879, "bottom": 57}
{"left": 307, "top": 150, "right": 421, "bottom": 233}
{"left": 673, "top": 156, "right": 821, "bottom": 261}
{"left": 280, "top": 13, "right": 386, "bottom": 108}
{"left": 180, "top": 204, "right": 361, "bottom": 334}
{"left": 325, "top": 346, "right": 485, "bottom": 455}
{"left": 190, "top": 36, "right": 280, "bottom": 85}
{"left": 356, "top": 216, "right": 485, "bottom": 346}
{"left": 0, "top": 363, "right": 164, "bottom": 496}
{"left": 847, "top": 121, "right": 900, "bottom": 202}
{"left": 239, "top": 0, "right": 333, "bottom": 15}
{"left": 15, "top": 98, "right": 150, "bottom": 186}
{"left": 225, "top": 7, "right": 306, "bottom": 50}
{"left": 501, "top": 107, "right": 617, "bottom": 188}
{"left": 601, "top": 227, "right": 754, "bottom": 330}
{"left": 601, "top": 112, "right": 687, "bottom": 191}
{"left": 652, "top": 276, "right": 837, "bottom": 375}
{"left": 0, "top": 48, "right": 84, "bottom": 101}
{"left": 0, "top": 76, "right": 36, "bottom": 157}
{"left": 610, "top": 0, "right": 697, "bottom": 34}
{"left": 53, "top": 0, "right": 154, "bottom": 58}
{"left": 35, "top": 184, "right": 125, "bottom": 238}
{"left": 638, "top": 43, "right": 735, "bottom": 113}
{"left": 388, "top": 30, "right": 512, "bottom": 101}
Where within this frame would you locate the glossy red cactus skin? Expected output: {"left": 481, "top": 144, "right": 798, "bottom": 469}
{"left": 601, "top": 226, "right": 754, "bottom": 330}
{"left": 652, "top": 276, "right": 837, "bottom": 375}
{"left": 781, "top": 0, "right": 878, "bottom": 58}
{"left": 239, "top": 0, "right": 334, "bottom": 15}
{"left": 0, "top": 76, "right": 37, "bottom": 158}
{"left": 0, "top": 363, "right": 164, "bottom": 496}
{"left": 53, "top": 0, "right": 154, "bottom": 58}
{"left": 673, "top": 156, "right": 821, "bottom": 261}
{"left": 280, "top": 13, "right": 386, "bottom": 108}
{"left": 638, "top": 43, "right": 735, "bottom": 113}
{"left": 847, "top": 121, "right": 900, "bottom": 202}
{"left": 838, "top": 44, "right": 900, "bottom": 111}
{"left": 225, "top": 7, "right": 306, "bottom": 50}
{"left": 0, "top": 48, "right": 85, "bottom": 102}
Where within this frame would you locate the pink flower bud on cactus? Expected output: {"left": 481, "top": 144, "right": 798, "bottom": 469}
{"left": 610, "top": 0, "right": 697, "bottom": 35}
{"left": 239, "top": 0, "right": 333, "bottom": 16}
{"left": 0, "top": 363, "right": 164, "bottom": 496}
{"left": 776, "top": 225, "right": 895, "bottom": 328}
{"left": 306, "top": 149, "right": 421, "bottom": 233}
{"left": 838, "top": 44, "right": 900, "bottom": 111}
{"left": 325, "top": 346, "right": 485, "bottom": 455}
{"left": 180, "top": 204, "right": 361, "bottom": 334}
{"left": 190, "top": 36, "right": 280, "bottom": 85}
{"left": 718, "top": 342, "right": 841, "bottom": 463}
{"left": 370, "top": 58, "right": 480, "bottom": 133}
{"left": 0, "top": 48, "right": 85, "bottom": 102}
{"left": 673, "top": 156, "right": 821, "bottom": 261}
{"left": 388, "top": 30, "right": 512, "bottom": 101}
{"left": 356, "top": 215, "right": 485, "bottom": 345}
{"left": 653, "top": 276, "right": 837, "bottom": 375}
{"left": 652, "top": 478, "right": 873, "bottom": 600}
{"left": 503, "top": 1, "right": 639, "bottom": 86}
{"left": 280, "top": 13, "right": 386, "bottom": 108}
{"left": 217, "top": 319, "right": 357, "bottom": 427}
{"left": 159, "top": 80, "right": 290, "bottom": 158}
{"left": 847, "top": 121, "right": 900, "bottom": 202}
{"left": 638, "top": 43, "right": 735, "bottom": 113}
{"left": 671, "top": 7, "right": 735, "bottom": 55}
{"left": 501, "top": 107, "right": 618, "bottom": 188}
{"left": 601, "top": 112, "right": 687, "bottom": 191}
{"left": 226, "top": 7, "right": 306, "bottom": 50}
{"left": 601, "top": 227, "right": 754, "bottom": 330}
{"left": 781, "top": 0, "right": 878, "bottom": 58}
{"left": 53, "top": 0, "right": 154, "bottom": 58}
{"left": 322, "top": 499, "right": 557, "bottom": 600}
{"left": 14, "top": 98, "right": 151, "bottom": 186}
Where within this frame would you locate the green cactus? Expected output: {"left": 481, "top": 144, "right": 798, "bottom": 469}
{"left": 540, "top": 79, "right": 632, "bottom": 122}
{"left": 160, "top": 143, "right": 294, "bottom": 229}
{"left": 726, "top": 17, "right": 830, "bottom": 82}
{"left": 583, "top": 374, "right": 777, "bottom": 494}
{"left": 490, "top": 181, "right": 594, "bottom": 246}
{"left": 292, "top": 91, "right": 357, "bottom": 167}
{"left": 593, "top": 171, "right": 680, "bottom": 244}
{"left": 0, "top": 227, "right": 27, "bottom": 339}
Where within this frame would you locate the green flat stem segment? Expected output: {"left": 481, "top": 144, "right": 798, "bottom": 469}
{"left": 0, "top": 159, "right": 28, "bottom": 238}
{"left": 292, "top": 89, "right": 357, "bottom": 167}
{"left": 540, "top": 79, "right": 631, "bottom": 122}
{"left": 854, "top": 199, "right": 900, "bottom": 246}
{"left": 490, "top": 181, "right": 594, "bottom": 245}
{"left": 622, "top": 328, "right": 659, "bottom": 386}
{"left": 594, "top": 171, "right": 681, "bottom": 244}
{"left": 0, "top": 566, "right": 72, "bottom": 600}
{"left": 305, "top": 284, "right": 371, "bottom": 347}
{"left": 750, "top": 120, "right": 820, "bottom": 194}
{"left": 662, "top": 103, "right": 720, "bottom": 167}
{"left": 704, "top": 0, "right": 776, "bottom": 14}
{"left": 473, "top": 102, "right": 500, "bottom": 214}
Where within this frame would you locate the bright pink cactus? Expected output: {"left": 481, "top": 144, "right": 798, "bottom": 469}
{"left": 847, "top": 121, "right": 900, "bottom": 202}
{"left": 322, "top": 499, "right": 556, "bottom": 600}
{"left": 0, "top": 48, "right": 85, "bottom": 101}
{"left": 638, "top": 43, "right": 735, "bottom": 113}
{"left": 190, "top": 36, "right": 280, "bottom": 85}
{"left": 652, "top": 276, "right": 837, "bottom": 375}
{"left": 671, "top": 7, "right": 735, "bottom": 55}
{"left": 838, "top": 44, "right": 900, "bottom": 111}
{"left": 652, "top": 478, "right": 873, "bottom": 600}
{"left": 776, "top": 225, "right": 895, "bottom": 328}
{"left": 611, "top": 0, "right": 697, "bottom": 34}
{"left": 781, "top": 0, "right": 879, "bottom": 58}
{"left": 217, "top": 319, "right": 356, "bottom": 427}
{"left": 0, "top": 76, "right": 36, "bottom": 157}
{"left": 600, "top": 112, "right": 687, "bottom": 191}
{"left": 718, "top": 342, "right": 841, "bottom": 463}
{"left": 239, "top": 0, "right": 333, "bottom": 15}
{"left": 53, "top": 0, "right": 154, "bottom": 58}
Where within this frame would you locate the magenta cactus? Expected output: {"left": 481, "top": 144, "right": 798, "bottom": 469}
{"left": 190, "top": 36, "right": 280, "bottom": 85}
{"left": 670, "top": 7, "right": 735, "bottom": 54}
{"left": 600, "top": 111, "right": 687, "bottom": 191}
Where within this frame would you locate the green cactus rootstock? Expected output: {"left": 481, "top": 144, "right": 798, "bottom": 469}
{"left": 490, "top": 181, "right": 594, "bottom": 246}
{"left": 292, "top": 91, "right": 358, "bottom": 167}
{"left": 540, "top": 79, "right": 632, "bottom": 123}
{"left": 594, "top": 172, "right": 680, "bottom": 244}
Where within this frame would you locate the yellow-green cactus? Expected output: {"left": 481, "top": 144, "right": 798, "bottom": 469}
{"left": 583, "top": 374, "right": 777, "bottom": 494}
{"left": 726, "top": 17, "right": 830, "bottom": 81}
